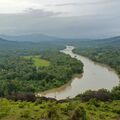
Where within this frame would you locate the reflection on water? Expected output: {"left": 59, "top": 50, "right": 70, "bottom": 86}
{"left": 38, "top": 46, "right": 119, "bottom": 100}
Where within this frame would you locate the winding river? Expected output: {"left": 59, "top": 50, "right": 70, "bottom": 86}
{"left": 39, "top": 46, "right": 119, "bottom": 100}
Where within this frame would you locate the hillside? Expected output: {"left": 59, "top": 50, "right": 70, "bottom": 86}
{"left": 0, "top": 34, "right": 63, "bottom": 42}
{"left": 0, "top": 37, "right": 34, "bottom": 47}
{"left": 92, "top": 36, "right": 120, "bottom": 47}
{"left": 0, "top": 37, "right": 66, "bottom": 58}
{"left": 0, "top": 37, "right": 16, "bottom": 45}
{"left": 0, "top": 37, "right": 23, "bottom": 51}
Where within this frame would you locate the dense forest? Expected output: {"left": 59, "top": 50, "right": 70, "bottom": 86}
{"left": 0, "top": 39, "right": 83, "bottom": 97}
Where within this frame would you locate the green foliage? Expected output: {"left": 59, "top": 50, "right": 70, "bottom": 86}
{"left": 73, "top": 37, "right": 120, "bottom": 76}
{"left": 0, "top": 36, "right": 120, "bottom": 120}
{"left": 0, "top": 98, "right": 120, "bottom": 120}
{"left": 74, "top": 47, "right": 120, "bottom": 75}
{"left": 78, "top": 89, "right": 112, "bottom": 102}
{"left": 72, "top": 106, "right": 87, "bottom": 120}
{"left": 111, "top": 85, "right": 120, "bottom": 100}
{"left": 75, "top": 85, "right": 120, "bottom": 101}
{"left": 0, "top": 51, "right": 83, "bottom": 97}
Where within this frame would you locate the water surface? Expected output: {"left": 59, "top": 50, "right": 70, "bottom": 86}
{"left": 39, "top": 46, "right": 119, "bottom": 100}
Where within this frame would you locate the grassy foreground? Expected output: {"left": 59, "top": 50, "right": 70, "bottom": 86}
{"left": 0, "top": 98, "right": 120, "bottom": 120}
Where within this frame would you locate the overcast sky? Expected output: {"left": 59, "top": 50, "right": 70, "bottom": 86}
{"left": 0, "top": 0, "right": 120, "bottom": 38}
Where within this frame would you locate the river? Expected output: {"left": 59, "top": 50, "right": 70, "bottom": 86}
{"left": 38, "top": 46, "right": 119, "bottom": 100}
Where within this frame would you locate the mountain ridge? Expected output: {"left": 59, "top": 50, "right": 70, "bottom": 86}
{"left": 0, "top": 33, "right": 63, "bottom": 42}
{"left": 0, "top": 35, "right": 120, "bottom": 46}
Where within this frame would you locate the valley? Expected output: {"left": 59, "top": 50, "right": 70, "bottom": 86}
{"left": 39, "top": 46, "right": 119, "bottom": 100}
{"left": 0, "top": 1, "right": 120, "bottom": 119}
{"left": 0, "top": 36, "right": 120, "bottom": 120}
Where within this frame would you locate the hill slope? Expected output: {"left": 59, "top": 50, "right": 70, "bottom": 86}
{"left": 0, "top": 34, "right": 63, "bottom": 42}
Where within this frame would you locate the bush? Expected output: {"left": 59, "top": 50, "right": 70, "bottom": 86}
{"left": 111, "top": 85, "right": 120, "bottom": 100}
{"left": 80, "top": 89, "right": 112, "bottom": 101}
{"left": 20, "top": 110, "right": 30, "bottom": 118}
{"left": 7, "top": 92, "right": 36, "bottom": 102}
{"left": 72, "top": 106, "right": 87, "bottom": 120}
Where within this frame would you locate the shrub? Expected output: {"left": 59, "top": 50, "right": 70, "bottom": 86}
{"left": 20, "top": 110, "right": 30, "bottom": 118}
{"left": 7, "top": 92, "right": 36, "bottom": 102}
{"left": 72, "top": 106, "right": 87, "bottom": 120}
{"left": 111, "top": 85, "right": 120, "bottom": 100}
{"left": 80, "top": 89, "right": 112, "bottom": 101}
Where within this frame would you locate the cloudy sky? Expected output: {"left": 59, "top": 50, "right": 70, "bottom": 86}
{"left": 0, "top": 0, "right": 120, "bottom": 38}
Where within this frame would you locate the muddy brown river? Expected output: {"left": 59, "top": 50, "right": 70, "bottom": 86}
{"left": 38, "top": 46, "right": 119, "bottom": 100}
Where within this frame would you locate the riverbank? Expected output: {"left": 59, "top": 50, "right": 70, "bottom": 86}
{"left": 36, "top": 74, "right": 83, "bottom": 98}
{"left": 73, "top": 47, "right": 120, "bottom": 79}
{"left": 37, "top": 46, "right": 119, "bottom": 100}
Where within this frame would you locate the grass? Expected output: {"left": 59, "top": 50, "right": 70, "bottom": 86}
{"left": 0, "top": 98, "right": 120, "bottom": 120}
{"left": 24, "top": 55, "right": 50, "bottom": 67}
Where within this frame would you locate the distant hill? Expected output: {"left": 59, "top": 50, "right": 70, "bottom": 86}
{"left": 73, "top": 36, "right": 120, "bottom": 48}
{"left": 0, "top": 38, "right": 22, "bottom": 52}
{"left": 0, "top": 35, "right": 120, "bottom": 48}
{"left": 0, "top": 37, "right": 16, "bottom": 45}
{"left": 92, "top": 36, "right": 120, "bottom": 47}
{"left": 0, "top": 37, "right": 36, "bottom": 50}
{"left": 0, "top": 37, "right": 10, "bottom": 42}
{"left": 0, "top": 34, "right": 63, "bottom": 42}
{"left": 99, "top": 36, "right": 120, "bottom": 46}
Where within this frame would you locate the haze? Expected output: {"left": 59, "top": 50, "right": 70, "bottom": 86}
{"left": 0, "top": 0, "right": 120, "bottom": 38}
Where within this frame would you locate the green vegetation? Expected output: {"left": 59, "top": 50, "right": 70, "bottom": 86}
{"left": 0, "top": 99, "right": 119, "bottom": 120}
{"left": 0, "top": 36, "right": 120, "bottom": 120}
{"left": 73, "top": 37, "right": 120, "bottom": 76}
{"left": 24, "top": 55, "right": 50, "bottom": 67}
{"left": 0, "top": 84, "right": 120, "bottom": 120}
{"left": 0, "top": 38, "right": 83, "bottom": 98}
{"left": 0, "top": 51, "right": 83, "bottom": 97}
{"left": 74, "top": 47, "right": 120, "bottom": 75}
{"left": 0, "top": 39, "right": 83, "bottom": 96}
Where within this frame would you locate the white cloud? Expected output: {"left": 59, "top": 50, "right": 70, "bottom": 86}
{"left": 24, "top": 8, "right": 61, "bottom": 17}
{"left": 0, "top": 0, "right": 119, "bottom": 16}
{"left": 0, "top": 0, "right": 43, "bottom": 13}
{"left": 0, "top": 0, "right": 120, "bottom": 38}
